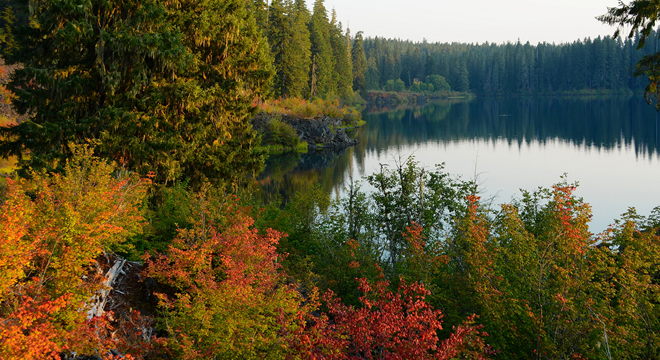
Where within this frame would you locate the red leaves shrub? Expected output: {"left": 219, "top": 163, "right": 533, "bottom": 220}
{"left": 0, "top": 145, "right": 150, "bottom": 359}
{"left": 286, "top": 272, "right": 491, "bottom": 359}
{"left": 144, "top": 197, "right": 305, "bottom": 359}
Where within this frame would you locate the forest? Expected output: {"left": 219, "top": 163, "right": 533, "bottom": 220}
{"left": 361, "top": 33, "right": 659, "bottom": 95}
{"left": 0, "top": 0, "right": 660, "bottom": 359}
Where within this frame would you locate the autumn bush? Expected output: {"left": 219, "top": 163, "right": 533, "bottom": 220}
{"left": 259, "top": 160, "right": 660, "bottom": 359}
{"left": 0, "top": 144, "right": 150, "bottom": 359}
{"left": 284, "top": 273, "right": 492, "bottom": 359}
{"left": 2, "top": 146, "right": 659, "bottom": 360}
{"left": 258, "top": 97, "right": 361, "bottom": 121}
{"left": 144, "top": 191, "right": 307, "bottom": 358}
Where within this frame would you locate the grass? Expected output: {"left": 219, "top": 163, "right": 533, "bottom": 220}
{"left": 257, "top": 141, "right": 309, "bottom": 155}
{"left": 256, "top": 97, "right": 362, "bottom": 122}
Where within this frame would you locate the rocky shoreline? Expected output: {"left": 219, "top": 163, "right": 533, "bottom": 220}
{"left": 251, "top": 113, "right": 359, "bottom": 150}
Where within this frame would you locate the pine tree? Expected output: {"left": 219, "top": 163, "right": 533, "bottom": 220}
{"left": 267, "top": 0, "right": 290, "bottom": 97}
{"left": 0, "top": 0, "right": 273, "bottom": 186}
{"left": 329, "top": 9, "right": 353, "bottom": 98}
{"left": 366, "top": 56, "right": 380, "bottom": 90}
{"left": 283, "top": 0, "right": 312, "bottom": 98}
{"left": 351, "top": 31, "right": 368, "bottom": 93}
{"left": 250, "top": 0, "right": 270, "bottom": 34}
{"left": 309, "top": 0, "right": 334, "bottom": 98}
{"left": 457, "top": 60, "right": 470, "bottom": 92}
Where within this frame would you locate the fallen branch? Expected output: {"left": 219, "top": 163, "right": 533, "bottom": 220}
{"left": 87, "top": 258, "right": 126, "bottom": 319}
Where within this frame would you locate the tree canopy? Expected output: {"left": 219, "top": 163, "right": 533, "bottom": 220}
{"left": 0, "top": 0, "right": 273, "bottom": 186}
{"left": 599, "top": 0, "right": 660, "bottom": 109}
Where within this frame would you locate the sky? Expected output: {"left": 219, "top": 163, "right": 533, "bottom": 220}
{"left": 318, "top": 0, "right": 625, "bottom": 45}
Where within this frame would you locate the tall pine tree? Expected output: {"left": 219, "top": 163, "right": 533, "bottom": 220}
{"left": 0, "top": 0, "right": 273, "bottom": 186}
{"left": 309, "top": 0, "right": 334, "bottom": 98}
{"left": 329, "top": 9, "right": 353, "bottom": 98}
{"left": 282, "top": 0, "right": 312, "bottom": 98}
{"left": 351, "top": 31, "right": 368, "bottom": 93}
{"left": 267, "top": 0, "right": 290, "bottom": 97}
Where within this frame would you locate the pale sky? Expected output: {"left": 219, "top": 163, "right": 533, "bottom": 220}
{"left": 320, "top": 0, "right": 624, "bottom": 45}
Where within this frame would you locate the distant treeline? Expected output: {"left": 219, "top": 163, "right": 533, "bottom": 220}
{"left": 362, "top": 31, "right": 660, "bottom": 95}
{"left": 250, "top": 0, "right": 660, "bottom": 98}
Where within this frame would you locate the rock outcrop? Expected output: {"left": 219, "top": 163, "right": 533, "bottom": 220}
{"left": 251, "top": 113, "right": 359, "bottom": 150}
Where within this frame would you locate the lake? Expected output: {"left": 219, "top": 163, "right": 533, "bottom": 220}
{"left": 259, "top": 96, "right": 660, "bottom": 233}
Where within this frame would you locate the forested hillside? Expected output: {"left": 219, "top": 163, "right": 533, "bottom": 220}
{"left": 361, "top": 32, "right": 660, "bottom": 95}
{"left": 249, "top": 0, "right": 660, "bottom": 97}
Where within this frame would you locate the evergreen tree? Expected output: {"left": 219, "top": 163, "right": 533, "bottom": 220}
{"left": 366, "top": 56, "right": 380, "bottom": 90}
{"left": 0, "top": 0, "right": 273, "bottom": 186}
{"left": 267, "top": 0, "right": 290, "bottom": 97}
{"left": 351, "top": 31, "right": 368, "bottom": 93}
{"left": 329, "top": 9, "right": 353, "bottom": 98}
{"left": 283, "top": 0, "right": 312, "bottom": 98}
{"left": 309, "top": 0, "right": 334, "bottom": 98}
{"left": 458, "top": 60, "right": 470, "bottom": 92}
{"left": 248, "top": 0, "right": 269, "bottom": 34}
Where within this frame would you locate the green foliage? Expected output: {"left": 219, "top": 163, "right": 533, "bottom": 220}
{"left": 329, "top": 10, "right": 353, "bottom": 99}
{"left": 426, "top": 74, "right": 451, "bottom": 92}
{"left": 0, "top": 0, "right": 272, "bottom": 186}
{"left": 384, "top": 79, "right": 405, "bottom": 92}
{"left": 267, "top": 118, "right": 301, "bottom": 149}
{"left": 264, "top": 158, "right": 475, "bottom": 304}
{"left": 351, "top": 31, "right": 368, "bottom": 93}
{"left": 309, "top": 0, "right": 335, "bottom": 98}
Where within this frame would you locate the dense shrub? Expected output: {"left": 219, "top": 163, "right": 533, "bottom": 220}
{"left": 268, "top": 118, "right": 301, "bottom": 149}
{"left": 0, "top": 145, "right": 150, "bottom": 359}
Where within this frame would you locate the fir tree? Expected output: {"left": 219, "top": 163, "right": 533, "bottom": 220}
{"left": 366, "top": 56, "right": 380, "bottom": 90}
{"left": 329, "top": 9, "right": 353, "bottom": 98}
{"left": 309, "top": 0, "right": 334, "bottom": 98}
{"left": 0, "top": 0, "right": 273, "bottom": 186}
{"left": 250, "top": 0, "right": 270, "bottom": 34}
{"left": 351, "top": 31, "right": 368, "bottom": 93}
{"left": 284, "top": 0, "right": 312, "bottom": 98}
{"left": 267, "top": 0, "right": 290, "bottom": 97}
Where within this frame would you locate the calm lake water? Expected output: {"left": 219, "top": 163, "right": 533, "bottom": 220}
{"left": 259, "top": 96, "right": 660, "bottom": 233}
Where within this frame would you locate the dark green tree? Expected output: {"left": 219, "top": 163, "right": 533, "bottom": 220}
{"left": 267, "top": 0, "right": 290, "bottom": 97}
{"left": 351, "top": 31, "right": 368, "bottom": 93}
{"left": 0, "top": 0, "right": 273, "bottom": 186}
{"left": 366, "top": 56, "right": 380, "bottom": 90}
{"left": 309, "top": 0, "right": 334, "bottom": 98}
{"left": 329, "top": 10, "right": 353, "bottom": 98}
{"left": 283, "top": 0, "right": 312, "bottom": 98}
{"left": 599, "top": 0, "right": 660, "bottom": 109}
{"left": 457, "top": 60, "right": 470, "bottom": 92}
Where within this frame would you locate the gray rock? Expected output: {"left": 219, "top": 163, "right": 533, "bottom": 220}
{"left": 251, "top": 114, "right": 359, "bottom": 150}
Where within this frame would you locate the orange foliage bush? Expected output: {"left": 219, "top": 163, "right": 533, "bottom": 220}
{"left": 0, "top": 145, "right": 150, "bottom": 359}
{"left": 284, "top": 270, "right": 492, "bottom": 359}
{"left": 144, "top": 194, "right": 306, "bottom": 358}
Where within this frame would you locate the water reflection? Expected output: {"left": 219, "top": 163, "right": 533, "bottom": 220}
{"left": 258, "top": 147, "right": 356, "bottom": 205}
{"left": 359, "top": 97, "right": 659, "bottom": 158}
{"left": 258, "top": 96, "right": 660, "bottom": 230}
